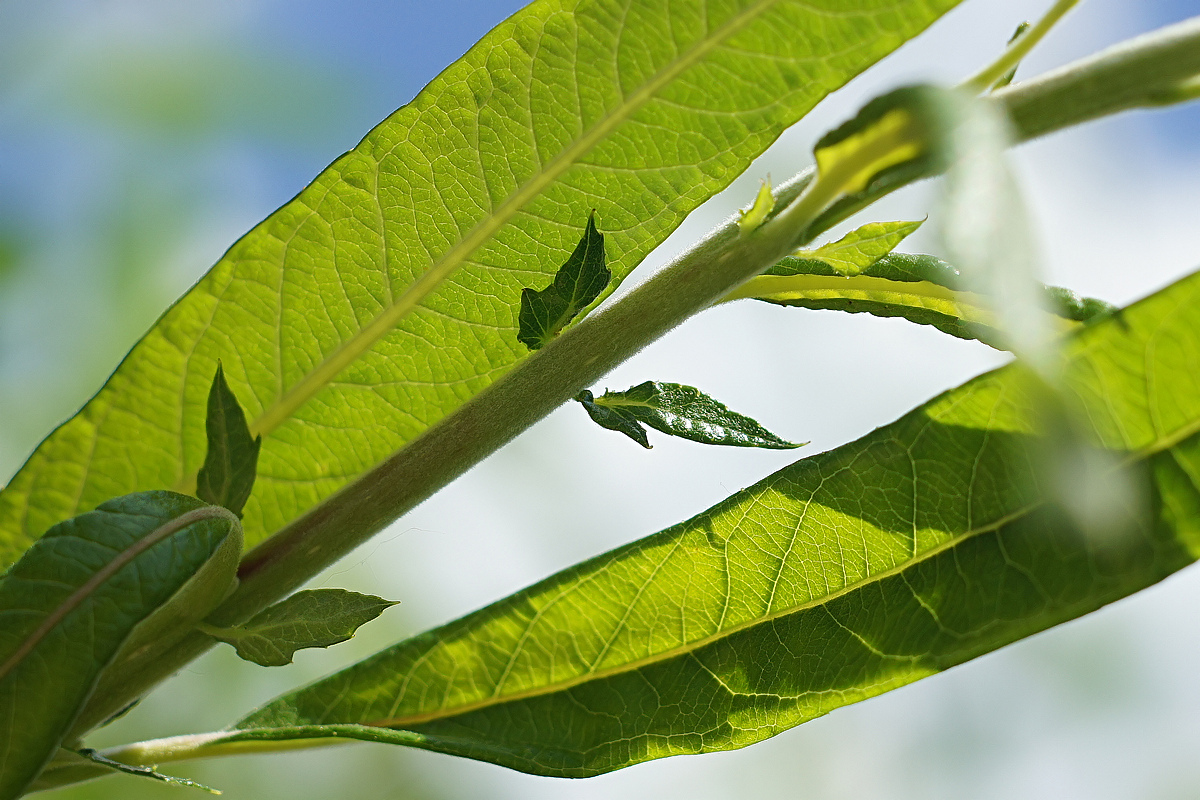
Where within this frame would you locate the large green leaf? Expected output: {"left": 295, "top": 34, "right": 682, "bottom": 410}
{"left": 0, "top": 492, "right": 239, "bottom": 799}
{"left": 227, "top": 268, "right": 1200, "bottom": 776}
{"left": 0, "top": 0, "right": 963, "bottom": 569}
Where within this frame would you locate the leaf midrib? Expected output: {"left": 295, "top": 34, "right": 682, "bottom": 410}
{"left": 361, "top": 409, "right": 1200, "bottom": 730}
{"left": 248, "top": 0, "right": 781, "bottom": 441}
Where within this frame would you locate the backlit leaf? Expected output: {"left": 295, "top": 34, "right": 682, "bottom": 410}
{"left": 228, "top": 267, "right": 1200, "bottom": 777}
{"left": 0, "top": 493, "right": 238, "bottom": 798}
{"left": 0, "top": 0, "right": 966, "bottom": 571}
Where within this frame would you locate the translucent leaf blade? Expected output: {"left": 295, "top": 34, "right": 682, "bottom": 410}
{"left": 0, "top": 0, "right": 965, "bottom": 567}
{"left": 234, "top": 269, "right": 1200, "bottom": 776}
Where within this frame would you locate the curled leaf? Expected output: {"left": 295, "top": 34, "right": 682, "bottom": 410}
{"left": 0, "top": 493, "right": 239, "bottom": 799}
{"left": 738, "top": 178, "right": 776, "bottom": 234}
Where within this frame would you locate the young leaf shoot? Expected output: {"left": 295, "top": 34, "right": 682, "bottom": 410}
{"left": 517, "top": 212, "right": 609, "bottom": 351}
{"left": 738, "top": 178, "right": 776, "bottom": 234}
{"left": 195, "top": 363, "right": 262, "bottom": 518}
{"left": 198, "top": 589, "right": 397, "bottom": 668}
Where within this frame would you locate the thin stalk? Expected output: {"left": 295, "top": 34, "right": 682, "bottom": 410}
{"left": 68, "top": 14, "right": 1200, "bottom": 759}
{"left": 959, "top": 0, "right": 1080, "bottom": 93}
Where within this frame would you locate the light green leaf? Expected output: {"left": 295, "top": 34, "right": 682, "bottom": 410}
{"left": 0, "top": 493, "right": 238, "bottom": 799}
{"left": 196, "top": 363, "right": 262, "bottom": 518}
{"left": 517, "top": 212, "right": 609, "bottom": 351}
{"left": 731, "top": 249, "right": 1114, "bottom": 346}
{"left": 781, "top": 219, "right": 923, "bottom": 276}
{"left": 737, "top": 178, "right": 775, "bottom": 234}
{"left": 575, "top": 381, "right": 801, "bottom": 449}
{"left": 229, "top": 268, "right": 1200, "bottom": 777}
{"left": 0, "top": 0, "right": 965, "bottom": 571}
{"left": 201, "top": 588, "right": 396, "bottom": 667}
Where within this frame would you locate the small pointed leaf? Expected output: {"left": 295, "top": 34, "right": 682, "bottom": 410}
{"left": 743, "top": 247, "right": 1115, "bottom": 346}
{"left": 0, "top": 493, "right": 238, "bottom": 799}
{"left": 806, "top": 85, "right": 960, "bottom": 237}
{"left": 202, "top": 589, "right": 396, "bottom": 667}
{"left": 737, "top": 179, "right": 776, "bottom": 234}
{"left": 577, "top": 382, "right": 801, "bottom": 450}
{"left": 195, "top": 364, "right": 262, "bottom": 518}
{"left": 517, "top": 213, "right": 609, "bottom": 351}
{"left": 769, "top": 219, "right": 923, "bottom": 277}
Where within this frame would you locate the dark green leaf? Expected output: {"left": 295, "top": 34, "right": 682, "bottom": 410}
{"left": 0, "top": 492, "right": 239, "bottom": 799}
{"left": 195, "top": 363, "right": 262, "bottom": 518}
{"left": 230, "top": 268, "right": 1200, "bottom": 778}
{"left": 575, "top": 390, "right": 651, "bottom": 449}
{"left": 576, "top": 381, "right": 801, "bottom": 450}
{"left": 202, "top": 589, "right": 396, "bottom": 667}
{"left": 517, "top": 212, "right": 609, "bottom": 351}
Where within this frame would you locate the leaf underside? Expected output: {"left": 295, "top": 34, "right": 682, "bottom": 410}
{"left": 0, "top": 493, "right": 236, "bottom": 799}
{"left": 229, "top": 269, "right": 1200, "bottom": 777}
{"left": 0, "top": 0, "right": 965, "bottom": 569}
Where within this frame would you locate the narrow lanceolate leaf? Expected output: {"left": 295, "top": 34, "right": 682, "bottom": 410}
{"left": 576, "top": 381, "right": 801, "bottom": 449}
{"left": 731, "top": 245, "right": 1114, "bottom": 345}
{"left": 196, "top": 363, "right": 262, "bottom": 518}
{"left": 0, "top": 493, "right": 238, "bottom": 799}
{"left": 0, "top": 0, "right": 966, "bottom": 571}
{"left": 201, "top": 589, "right": 396, "bottom": 667}
{"left": 228, "top": 269, "right": 1200, "bottom": 777}
{"left": 517, "top": 212, "right": 609, "bottom": 351}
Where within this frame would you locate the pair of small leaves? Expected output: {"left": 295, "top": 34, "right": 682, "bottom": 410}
{"left": 192, "top": 372, "right": 399, "bottom": 667}
{"left": 517, "top": 215, "right": 799, "bottom": 452}
{"left": 516, "top": 211, "right": 610, "bottom": 351}
{"left": 576, "top": 382, "right": 802, "bottom": 451}
{"left": 200, "top": 589, "right": 396, "bottom": 667}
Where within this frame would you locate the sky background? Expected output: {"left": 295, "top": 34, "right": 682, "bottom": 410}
{"left": 1, "top": 1, "right": 1199, "bottom": 798}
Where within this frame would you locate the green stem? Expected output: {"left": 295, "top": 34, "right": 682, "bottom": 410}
{"left": 959, "top": 0, "right": 1080, "bottom": 93}
{"left": 67, "top": 14, "right": 1200, "bottom": 767}
{"left": 995, "top": 15, "right": 1200, "bottom": 141}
